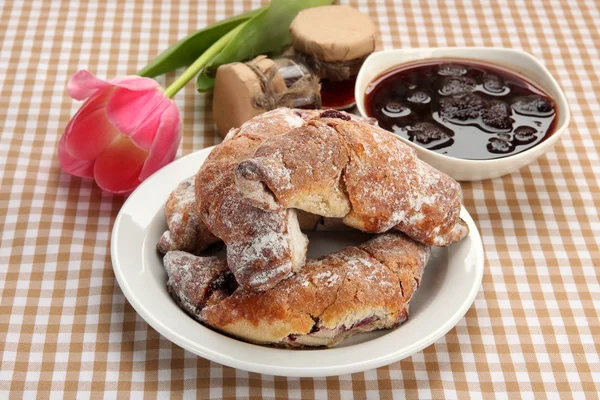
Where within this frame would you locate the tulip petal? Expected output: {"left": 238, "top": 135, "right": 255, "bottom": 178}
{"left": 68, "top": 70, "right": 160, "bottom": 101}
{"left": 109, "top": 76, "right": 160, "bottom": 92}
{"left": 93, "top": 135, "right": 149, "bottom": 194}
{"left": 67, "top": 70, "right": 113, "bottom": 101}
{"left": 105, "top": 87, "right": 170, "bottom": 148}
{"left": 139, "top": 102, "right": 181, "bottom": 181}
{"left": 57, "top": 134, "right": 94, "bottom": 178}
{"left": 127, "top": 106, "right": 162, "bottom": 151}
{"left": 64, "top": 88, "right": 121, "bottom": 161}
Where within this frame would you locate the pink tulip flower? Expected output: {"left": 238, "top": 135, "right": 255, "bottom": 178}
{"left": 58, "top": 70, "right": 181, "bottom": 195}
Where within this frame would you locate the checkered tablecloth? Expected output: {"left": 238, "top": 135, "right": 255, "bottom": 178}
{"left": 1, "top": 0, "right": 599, "bottom": 397}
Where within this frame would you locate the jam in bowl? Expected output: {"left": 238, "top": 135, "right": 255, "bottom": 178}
{"left": 355, "top": 48, "right": 570, "bottom": 181}
{"left": 364, "top": 59, "right": 557, "bottom": 160}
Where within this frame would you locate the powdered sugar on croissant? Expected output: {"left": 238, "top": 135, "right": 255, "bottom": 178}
{"left": 235, "top": 111, "right": 469, "bottom": 246}
{"left": 157, "top": 177, "right": 220, "bottom": 255}
{"left": 194, "top": 232, "right": 430, "bottom": 347}
{"left": 195, "top": 108, "right": 323, "bottom": 291}
{"left": 157, "top": 175, "right": 347, "bottom": 258}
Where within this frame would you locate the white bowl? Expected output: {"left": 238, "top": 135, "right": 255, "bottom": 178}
{"left": 111, "top": 147, "right": 484, "bottom": 377}
{"left": 355, "top": 47, "right": 570, "bottom": 181}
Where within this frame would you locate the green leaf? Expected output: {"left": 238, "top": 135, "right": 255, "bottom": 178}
{"left": 137, "top": 7, "right": 263, "bottom": 78}
{"left": 196, "top": 0, "right": 334, "bottom": 92}
{"left": 196, "top": 72, "right": 216, "bottom": 92}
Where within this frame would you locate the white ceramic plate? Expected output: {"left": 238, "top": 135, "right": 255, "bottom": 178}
{"left": 111, "top": 147, "right": 484, "bottom": 377}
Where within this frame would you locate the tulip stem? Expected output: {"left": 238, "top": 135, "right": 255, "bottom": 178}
{"left": 163, "top": 21, "right": 248, "bottom": 98}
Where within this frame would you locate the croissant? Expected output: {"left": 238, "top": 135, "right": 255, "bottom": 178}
{"left": 164, "top": 251, "right": 236, "bottom": 315}
{"left": 156, "top": 176, "right": 351, "bottom": 257}
{"left": 195, "top": 108, "right": 325, "bottom": 291}
{"left": 164, "top": 232, "right": 430, "bottom": 347}
{"left": 157, "top": 177, "right": 220, "bottom": 255}
{"left": 235, "top": 110, "right": 469, "bottom": 246}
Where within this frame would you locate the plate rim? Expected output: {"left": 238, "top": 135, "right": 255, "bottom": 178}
{"left": 111, "top": 146, "right": 485, "bottom": 377}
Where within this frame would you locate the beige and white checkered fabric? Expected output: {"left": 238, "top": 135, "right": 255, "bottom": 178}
{"left": 1, "top": 0, "right": 599, "bottom": 398}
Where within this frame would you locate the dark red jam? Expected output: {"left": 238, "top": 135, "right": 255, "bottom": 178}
{"left": 321, "top": 76, "right": 357, "bottom": 109}
{"left": 364, "top": 59, "right": 557, "bottom": 160}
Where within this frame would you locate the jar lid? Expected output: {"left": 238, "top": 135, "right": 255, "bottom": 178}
{"left": 290, "top": 5, "right": 377, "bottom": 63}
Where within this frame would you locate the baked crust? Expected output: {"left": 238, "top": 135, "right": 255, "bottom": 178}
{"left": 156, "top": 175, "right": 354, "bottom": 257}
{"left": 235, "top": 112, "right": 469, "bottom": 246}
{"left": 197, "top": 232, "right": 430, "bottom": 347}
{"left": 157, "top": 177, "right": 220, "bottom": 255}
{"left": 196, "top": 108, "right": 324, "bottom": 291}
{"left": 164, "top": 251, "right": 236, "bottom": 318}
